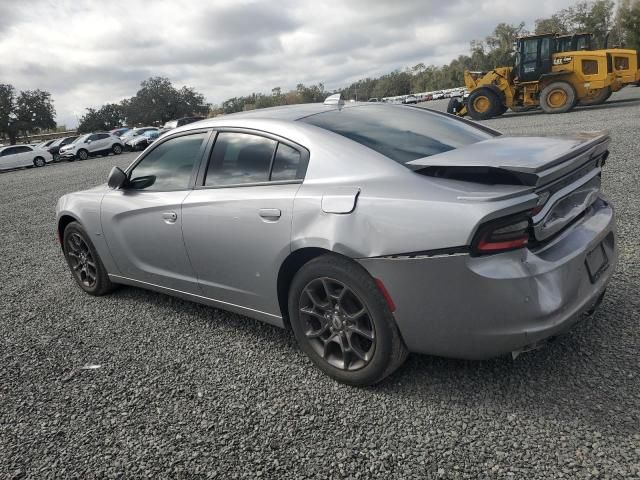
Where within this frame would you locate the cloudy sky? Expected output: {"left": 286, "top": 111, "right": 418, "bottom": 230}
{"left": 0, "top": 0, "right": 578, "bottom": 127}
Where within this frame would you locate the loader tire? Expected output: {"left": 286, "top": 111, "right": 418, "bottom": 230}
{"left": 467, "top": 88, "right": 502, "bottom": 120}
{"left": 579, "top": 87, "right": 611, "bottom": 106}
{"left": 540, "top": 81, "right": 577, "bottom": 114}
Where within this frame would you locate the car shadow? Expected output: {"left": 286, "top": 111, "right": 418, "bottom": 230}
{"left": 110, "top": 285, "right": 637, "bottom": 435}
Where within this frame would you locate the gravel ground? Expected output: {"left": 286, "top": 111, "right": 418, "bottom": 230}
{"left": 1, "top": 88, "right": 639, "bottom": 479}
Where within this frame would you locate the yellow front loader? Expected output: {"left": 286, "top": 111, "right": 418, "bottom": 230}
{"left": 448, "top": 33, "right": 640, "bottom": 120}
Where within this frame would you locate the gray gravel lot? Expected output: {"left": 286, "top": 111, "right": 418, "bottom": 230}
{"left": 1, "top": 89, "right": 639, "bottom": 479}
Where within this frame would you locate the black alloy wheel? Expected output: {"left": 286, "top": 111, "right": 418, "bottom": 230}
{"left": 65, "top": 232, "right": 98, "bottom": 289}
{"left": 62, "top": 221, "right": 115, "bottom": 296}
{"left": 77, "top": 149, "right": 89, "bottom": 160}
{"left": 299, "top": 277, "right": 376, "bottom": 371}
{"left": 33, "top": 157, "right": 46, "bottom": 167}
{"left": 288, "top": 254, "right": 408, "bottom": 386}
{"left": 112, "top": 144, "right": 122, "bottom": 155}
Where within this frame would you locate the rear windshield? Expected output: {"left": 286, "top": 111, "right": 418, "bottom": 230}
{"left": 300, "top": 105, "right": 495, "bottom": 165}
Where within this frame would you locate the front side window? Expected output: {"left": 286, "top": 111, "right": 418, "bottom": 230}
{"left": 127, "top": 133, "right": 207, "bottom": 191}
{"left": 301, "top": 105, "right": 494, "bottom": 165}
{"left": 205, "top": 132, "right": 277, "bottom": 186}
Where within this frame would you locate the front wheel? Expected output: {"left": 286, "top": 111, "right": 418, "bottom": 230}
{"left": 77, "top": 149, "right": 89, "bottom": 160}
{"left": 288, "top": 254, "right": 408, "bottom": 386}
{"left": 53, "top": 153, "right": 61, "bottom": 162}
{"left": 540, "top": 81, "right": 577, "bottom": 114}
{"left": 467, "top": 88, "right": 503, "bottom": 120}
{"left": 33, "top": 157, "right": 46, "bottom": 167}
{"left": 63, "top": 221, "right": 115, "bottom": 296}
{"left": 112, "top": 144, "right": 123, "bottom": 155}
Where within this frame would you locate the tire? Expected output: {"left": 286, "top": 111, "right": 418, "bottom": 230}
{"left": 288, "top": 253, "right": 408, "bottom": 386}
{"left": 446, "top": 97, "right": 463, "bottom": 115}
{"left": 579, "top": 87, "right": 611, "bottom": 106}
{"left": 53, "top": 153, "right": 61, "bottom": 162}
{"left": 112, "top": 144, "right": 122, "bottom": 155}
{"left": 540, "top": 81, "right": 577, "bottom": 114}
{"left": 33, "top": 157, "right": 46, "bottom": 167}
{"left": 77, "top": 149, "right": 89, "bottom": 161}
{"left": 466, "top": 88, "right": 503, "bottom": 120}
{"left": 62, "top": 221, "right": 115, "bottom": 296}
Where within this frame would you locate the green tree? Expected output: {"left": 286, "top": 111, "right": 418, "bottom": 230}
{"left": 77, "top": 103, "right": 125, "bottom": 133}
{"left": 0, "top": 86, "right": 56, "bottom": 144}
{"left": 122, "top": 77, "right": 210, "bottom": 126}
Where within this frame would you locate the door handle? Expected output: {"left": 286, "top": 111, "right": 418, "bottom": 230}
{"left": 162, "top": 211, "right": 178, "bottom": 223}
{"left": 259, "top": 208, "right": 281, "bottom": 221}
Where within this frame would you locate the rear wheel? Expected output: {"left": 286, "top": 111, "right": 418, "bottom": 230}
{"left": 112, "top": 144, "right": 123, "bottom": 155}
{"left": 77, "top": 149, "right": 89, "bottom": 160}
{"left": 63, "top": 221, "right": 115, "bottom": 296}
{"left": 579, "top": 87, "right": 611, "bottom": 106}
{"left": 53, "top": 153, "right": 61, "bottom": 162}
{"left": 33, "top": 157, "right": 46, "bottom": 167}
{"left": 288, "top": 254, "right": 408, "bottom": 386}
{"left": 540, "top": 81, "right": 577, "bottom": 114}
{"left": 467, "top": 88, "right": 503, "bottom": 120}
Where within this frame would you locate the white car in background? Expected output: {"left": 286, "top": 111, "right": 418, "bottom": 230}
{"left": 59, "top": 133, "right": 124, "bottom": 161}
{"left": 0, "top": 144, "right": 53, "bottom": 171}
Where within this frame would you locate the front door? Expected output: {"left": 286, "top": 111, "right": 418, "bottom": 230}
{"left": 101, "top": 130, "right": 210, "bottom": 293}
{"left": 181, "top": 131, "right": 308, "bottom": 317}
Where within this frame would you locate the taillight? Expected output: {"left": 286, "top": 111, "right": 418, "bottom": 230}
{"left": 472, "top": 213, "right": 531, "bottom": 255}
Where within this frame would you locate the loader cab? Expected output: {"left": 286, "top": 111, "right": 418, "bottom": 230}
{"left": 556, "top": 33, "right": 593, "bottom": 53}
{"left": 514, "top": 35, "right": 554, "bottom": 83}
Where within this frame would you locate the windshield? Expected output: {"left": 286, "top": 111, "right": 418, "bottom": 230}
{"left": 74, "top": 134, "right": 90, "bottom": 144}
{"left": 300, "top": 105, "right": 495, "bottom": 165}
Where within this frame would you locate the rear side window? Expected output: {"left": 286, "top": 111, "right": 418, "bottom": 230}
{"left": 582, "top": 59, "right": 598, "bottom": 75}
{"left": 205, "top": 132, "right": 277, "bottom": 186}
{"left": 300, "top": 105, "right": 494, "bottom": 165}
{"left": 271, "top": 143, "right": 302, "bottom": 181}
{"left": 614, "top": 56, "right": 629, "bottom": 70}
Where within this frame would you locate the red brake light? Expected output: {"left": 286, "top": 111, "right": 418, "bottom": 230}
{"left": 472, "top": 214, "right": 531, "bottom": 255}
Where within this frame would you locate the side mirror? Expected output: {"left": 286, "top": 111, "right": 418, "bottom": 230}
{"left": 86, "top": 139, "right": 92, "bottom": 144}
{"left": 107, "top": 166, "right": 127, "bottom": 189}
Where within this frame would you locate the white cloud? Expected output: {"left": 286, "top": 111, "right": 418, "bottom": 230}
{"left": 0, "top": 0, "right": 578, "bottom": 127}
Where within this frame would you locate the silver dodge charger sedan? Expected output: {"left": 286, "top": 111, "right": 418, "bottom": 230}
{"left": 57, "top": 95, "right": 617, "bottom": 385}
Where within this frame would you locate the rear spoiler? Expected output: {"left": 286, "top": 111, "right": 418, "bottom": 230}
{"left": 407, "top": 132, "right": 610, "bottom": 187}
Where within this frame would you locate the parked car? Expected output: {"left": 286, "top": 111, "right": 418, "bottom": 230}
{"left": 163, "top": 116, "right": 205, "bottom": 129}
{"left": 59, "top": 132, "right": 124, "bottom": 161}
{"left": 56, "top": 98, "right": 616, "bottom": 386}
{"left": 36, "top": 139, "right": 57, "bottom": 149}
{"left": 120, "top": 127, "right": 158, "bottom": 144}
{"left": 110, "top": 127, "right": 130, "bottom": 137}
{"left": 0, "top": 144, "right": 52, "bottom": 170}
{"left": 403, "top": 95, "right": 418, "bottom": 104}
{"left": 126, "top": 130, "right": 160, "bottom": 151}
{"left": 367, "top": 98, "right": 379, "bottom": 102}
{"left": 121, "top": 127, "right": 159, "bottom": 150}
{"left": 47, "top": 135, "right": 79, "bottom": 162}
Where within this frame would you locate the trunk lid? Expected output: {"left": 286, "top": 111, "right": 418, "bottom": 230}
{"left": 408, "top": 132, "right": 610, "bottom": 243}
{"left": 407, "top": 132, "right": 609, "bottom": 188}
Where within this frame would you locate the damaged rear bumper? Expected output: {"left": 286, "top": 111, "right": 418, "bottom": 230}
{"left": 357, "top": 197, "right": 617, "bottom": 360}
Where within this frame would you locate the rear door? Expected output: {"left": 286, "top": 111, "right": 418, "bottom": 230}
{"left": 181, "top": 130, "right": 308, "bottom": 318}
{"left": 89, "top": 133, "right": 110, "bottom": 153}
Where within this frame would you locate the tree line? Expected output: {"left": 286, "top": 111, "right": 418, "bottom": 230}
{"left": 219, "top": 0, "right": 639, "bottom": 113}
{"left": 0, "top": 85, "right": 56, "bottom": 145}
